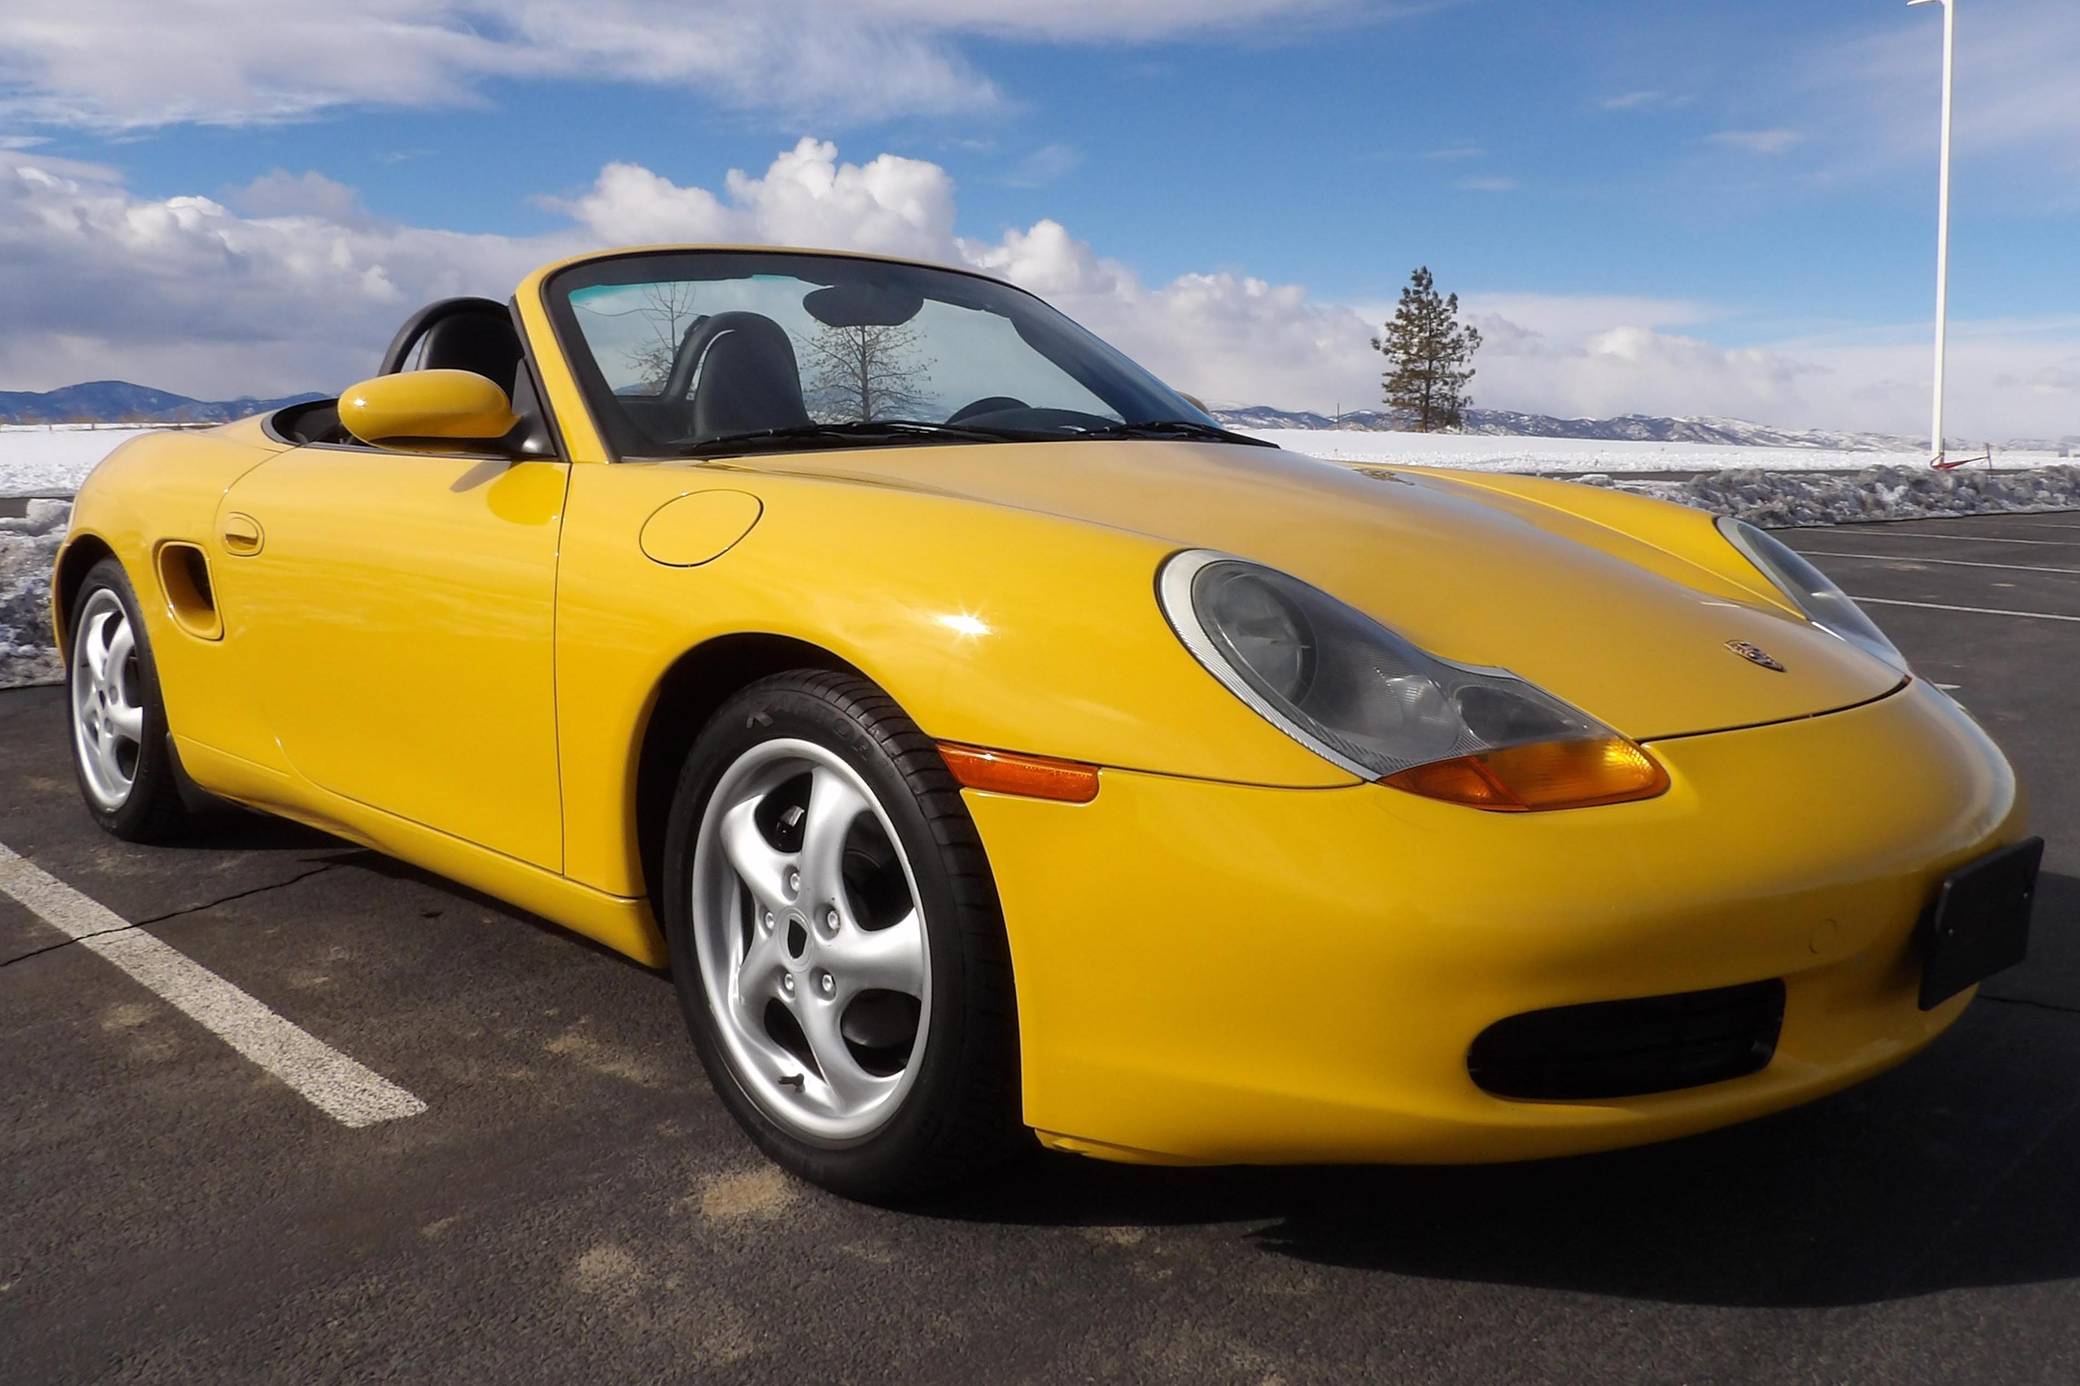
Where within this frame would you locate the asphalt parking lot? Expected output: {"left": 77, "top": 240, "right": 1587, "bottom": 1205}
{"left": 5, "top": 511, "right": 2078, "bottom": 1383}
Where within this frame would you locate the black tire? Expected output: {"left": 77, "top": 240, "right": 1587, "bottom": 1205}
{"left": 661, "top": 670, "right": 1023, "bottom": 1202}
{"left": 66, "top": 557, "right": 192, "bottom": 843}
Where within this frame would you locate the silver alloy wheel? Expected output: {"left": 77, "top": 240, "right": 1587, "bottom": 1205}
{"left": 690, "top": 738, "right": 932, "bottom": 1145}
{"left": 70, "top": 588, "right": 145, "bottom": 812}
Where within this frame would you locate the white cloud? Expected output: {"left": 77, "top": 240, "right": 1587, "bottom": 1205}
{"left": 1466, "top": 316, "right": 1822, "bottom": 426}
{"left": 0, "top": 0, "right": 1371, "bottom": 130}
{"left": 1704, "top": 128, "right": 1803, "bottom": 156}
{"left": 1737, "top": 0, "right": 2080, "bottom": 204}
{"left": 853, "top": 0, "right": 1368, "bottom": 41}
{"left": 0, "top": 150, "right": 564, "bottom": 397}
{"left": 561, "top": 139, "right": 962, "bottom": 259}
{"left": 1600, "top": 90, "right": 1685, "bottom": 112}
{"left": 1421, "top": 145, "right": 1485, "bottom": 161}
{"left": 0, "top": 138, "right": 2071, "bottom": 439}
{"left": 1462, "top": 300, "right": 2080, "bottom": 439}
{"left": 1460, "top": 295, "right": 1712, "bottom": 338}
{"left": 1454, "top": 176, "right": 1518, "bottom": 193}
{"left": 998, "top": 143, "right": 1083, "bottom": 188}
{"left": 229, "top": 170, "right": 369, "bottom": 225}
{"left": 1822, "top": 0, "right": 2080, "bottom": 168}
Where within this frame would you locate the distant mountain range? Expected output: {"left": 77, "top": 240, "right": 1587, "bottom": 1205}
{"left": 0, "top": 380, "right": 326, "bottom": 425}
{"left": 2, "top": 379, "right": 2070, "bottom": 455}
{"left": 1211, "top": 404, "right": 2077, "bottom": 455}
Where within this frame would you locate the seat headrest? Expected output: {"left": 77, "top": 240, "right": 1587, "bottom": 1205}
{"left": 690, "top": 316, "right": 811, "bottom": 441}
{"left": 418, "top": 311, "right": 522, "bottom": 387}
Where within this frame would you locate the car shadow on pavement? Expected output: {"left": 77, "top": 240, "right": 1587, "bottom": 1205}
{"left": 159, "top": 787, "right": 664, "bottom": 975}
{"left": 177, "top": 802, "right": 344, "bottom": 853}
{"left": 327, "top": 841, "right": 670, "bottom": 974}
{"left": 926, "top": 871, "right": 2080, "bottom": 1310}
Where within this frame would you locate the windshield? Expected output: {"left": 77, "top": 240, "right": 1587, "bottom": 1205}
{"left": 546, "top": 250, "right": 1226, "bottom": 459}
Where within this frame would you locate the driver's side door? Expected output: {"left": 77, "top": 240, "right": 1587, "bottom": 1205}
{"left": 215, "top": 445, "right": 570, "bottom": 870}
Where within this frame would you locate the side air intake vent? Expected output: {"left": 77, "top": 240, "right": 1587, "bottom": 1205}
{"left": 156, "top": 542, "right": 222, "bottom": 641}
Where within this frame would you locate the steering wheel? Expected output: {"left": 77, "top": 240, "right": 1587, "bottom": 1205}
{"left": 947, "top": 396, "right": 1029, "bottom": 424}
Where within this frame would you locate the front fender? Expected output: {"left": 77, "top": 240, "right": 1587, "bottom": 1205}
{"left": 552, "top": 460, "right": 1354, "bottom": 896}
{"left": 54, "top": 424, "right": 285, "bottom": 743}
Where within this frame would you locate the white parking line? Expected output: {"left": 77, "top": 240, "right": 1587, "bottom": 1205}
{"left": 1851, "top": 596, "right": 2080, "bottom": 623}
{"left": 1799, "top": 550, "right": 2080, "bottom": 576}
{"left": 0, "top": 843, "right": 426, "bottom": 1127}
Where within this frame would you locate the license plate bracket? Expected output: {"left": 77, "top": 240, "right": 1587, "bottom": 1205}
{"left": 1918, "top": 836, "right": 2042, "bottom": 1010}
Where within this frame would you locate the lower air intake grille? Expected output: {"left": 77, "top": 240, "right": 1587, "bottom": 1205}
{"left": 1468, "top": 979, "right": 1787, "bottom": 1101}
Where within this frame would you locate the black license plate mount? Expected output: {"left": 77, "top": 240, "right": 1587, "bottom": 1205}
{"left": 1918, "top": 836, "right": 2042, "bottom": 1011}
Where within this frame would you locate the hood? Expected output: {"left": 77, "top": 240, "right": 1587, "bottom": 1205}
{"left": 732, "top": 440, "right": 1901, "bottom": 741}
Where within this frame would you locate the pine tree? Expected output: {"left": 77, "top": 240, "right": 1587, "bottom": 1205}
{"left": 1372, "top": 266, "right": 1483, "bottom": 432}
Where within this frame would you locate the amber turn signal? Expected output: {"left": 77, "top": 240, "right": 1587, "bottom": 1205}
{"left": 939, "top": 743, "right": 1101, "bottom": 803}
{"left": 1381, "top": 737, "right": 1669, "bottom": 812}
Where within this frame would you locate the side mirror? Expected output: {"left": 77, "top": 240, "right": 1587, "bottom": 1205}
{"left": 338, "top": 369, "right": 520, "bottom": 452}
{"left": 1179, "top": 392, "right": 1211, "bottom": 416}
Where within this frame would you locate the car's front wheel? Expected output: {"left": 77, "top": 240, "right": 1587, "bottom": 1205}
{"left": 67, "top": 558, "right": 191, "bottom": 842}
{"left": 661, "top": 670, "right": 1023, "bottom": 1201}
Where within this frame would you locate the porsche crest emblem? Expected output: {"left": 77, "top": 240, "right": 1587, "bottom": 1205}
{"left": 1726, "top": 639, "right": 1786, "bottom": 672}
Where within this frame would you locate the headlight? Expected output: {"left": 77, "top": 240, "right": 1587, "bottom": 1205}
{"left": 1715, "top": 517, "right": 1907, "bottom": 672}
{"left": 1158, "top": 550, "right": 1668, "bottom": 811}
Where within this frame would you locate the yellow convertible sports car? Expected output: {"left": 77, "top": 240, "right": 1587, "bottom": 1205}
{"left": 54, "top": 245, "right": 2038, "bottom": 1199}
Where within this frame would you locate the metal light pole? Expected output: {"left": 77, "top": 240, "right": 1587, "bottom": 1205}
{"left": 1909, "top": 0, "right": 1955, "bottom": 466}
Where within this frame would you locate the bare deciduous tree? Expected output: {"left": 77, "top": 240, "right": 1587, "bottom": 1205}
{"left": 619, "top": 282, "right": 704, "bottom": 391}
{"left": 799, "top": 323, "right": 936, "bottom": 422}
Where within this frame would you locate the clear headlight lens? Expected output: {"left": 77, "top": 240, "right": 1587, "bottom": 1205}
{"left": 1716, "top": 516, "right": 1908, "bottom": 672}
{"left": 1158, "top": 551, "right": 1668, "bottom": 811}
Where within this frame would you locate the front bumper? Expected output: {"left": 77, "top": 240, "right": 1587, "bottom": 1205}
{"left": 965, "top": 681, "right": 2024, "bottom": 1166}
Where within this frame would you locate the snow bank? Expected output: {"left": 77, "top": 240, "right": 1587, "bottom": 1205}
{"left": 0, "top": 424, "right": 159, "bottom": 496}
{"left": 0, "top": 499, "right": 69, "bottom": 689}
{"left": 1574, "top": 464, "right": 2080, "bottom": 527}
{"left": 1253, "top": 427, "right": 2070, "bottom": 475}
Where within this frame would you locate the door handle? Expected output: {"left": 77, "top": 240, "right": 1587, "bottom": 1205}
{"left": 221, "top": 512, "right": 265, "bottom": 556}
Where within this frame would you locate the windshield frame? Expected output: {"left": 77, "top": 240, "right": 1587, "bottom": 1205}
{"left": 541, "top": 247, "right": 1215, "bottom": 462}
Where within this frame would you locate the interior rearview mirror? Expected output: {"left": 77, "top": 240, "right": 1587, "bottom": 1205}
{"left": 338, "top": 369, "right": 520, "bottom": 452}
{"left": 803, "top": 282, "right": 925, "bottom": 328}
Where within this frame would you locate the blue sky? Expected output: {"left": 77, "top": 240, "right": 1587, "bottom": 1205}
{"left": 1, "top": 0, "right": 2073, "bottom": 436}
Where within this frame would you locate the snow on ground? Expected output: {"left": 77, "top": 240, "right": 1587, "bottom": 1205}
{"left": 0, "top": 499, "right": 69, "bottom": 689}
{"left": 0, "top": 424, "right": 159, "bottom": 496}
{"left": 1245, "top": 427, "right": 2070, "bottom": 474}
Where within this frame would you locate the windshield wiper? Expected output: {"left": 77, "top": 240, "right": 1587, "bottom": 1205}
{"left": 1069, "top": 419, "right": 1279, "bottom": 448}
{"left": 677, "top": 419, "right": 1044, "bottom": 458}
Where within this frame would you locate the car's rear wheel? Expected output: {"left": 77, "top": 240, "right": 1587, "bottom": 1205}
{"left": 67, "top": 558, "right": 191, "bottom": 842}
{"left": 662, "top": 670, "right": 1022, "bottom": 1201}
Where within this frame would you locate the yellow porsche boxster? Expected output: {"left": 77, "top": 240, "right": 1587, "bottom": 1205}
{"left": 54, "top": 245, "right": 2039, "bottom": 1199}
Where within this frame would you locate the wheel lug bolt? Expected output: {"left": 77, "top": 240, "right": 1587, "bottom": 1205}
{"left": 817, "top": 970, "right": 835, "bottom": 997}
{"left": 823, "top": 906, "right": 839, "bottom": 933}
{"left": 781, "top": 973, "right": 796, "bottom": 995}
{"left": 786, "top": 869, "right": 800, "bottom": 896}
{"left": 760, "top": 910, "right": 775, "bottom": 933}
